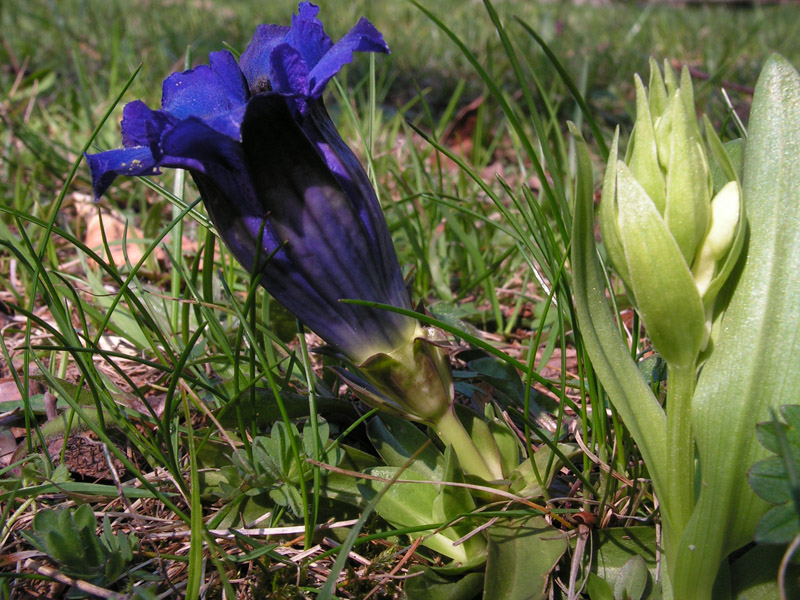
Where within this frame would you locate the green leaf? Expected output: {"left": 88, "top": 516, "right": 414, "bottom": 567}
{"left": 32, "top": 509, "right": 59, "bottom": 538}
{"left": 366, "top": 414, "right": 445, "bottom": 480}
{"left": 614, "top": 555, "right": 649, "bottom": 600}
{"left": 73, "top": 504, "right": 96, "bottom": 531}
{"left": 591, "top": 527, "right": 660, "bottom": 600}
{"left": 569, "top": 126, "right": 668, "bottom": 510}
{"left": 468, "top": 356, "right": 525, "bottom": 403}
{"left": 599, "top": 130, "right": 632, "bottom": 289}
{"left": 587, "top": 573, "right": 615, "bottom": 600}
{"left": 358, "top": 466, "right": 473, "bottom": 564}
{"left": 405, "top": 566, "right": 484, "bottom": 600}
{"left": 303, "top": 416, "right": 329, "bottom": 458}
{"left": 484, "top": 515, "right": 567, "bottom": 600}
{"left": 675, "top": 54, "right": 800, "bottom": 598}
{"left": 46, "top": 529, "right": 85, "bottom": 567}
{"left": 486, "top": 417, "right": 519, "bottom": 478}
{"left": 754, "top": 503, "right": 800, "bottom": 545}
{"left": 749, "top": 405, "right": 800, "bottom": 544}
{"left": 509, "top": 443, "right": 580, "bottom": 497}
{"left": 663, "top": 88, "right": 710, "bottom": 263}
{"left": 453, "top": 403, "right": 505, "bottom": 483}
{"left": 749, "top": 455, "right": 795, "bottom": 506}
{"left": 432, "top": 447, "right": 487, "bottom": 562}
{"left": 628, "top": 75, "right": 666, "bottom": 213}
{"left": 729, "top": 544, "right": 800, "bottom": 599}
{"left": 756, "top": 420, "right": 790, "bottom": 455}
{"left": 782, "top": 405, "right": 800, "bottom": 431}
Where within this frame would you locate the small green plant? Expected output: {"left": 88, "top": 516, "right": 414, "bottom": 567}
{"left": 222, "top": 417, "right": 344, "bottom": 519}
{"left": 748, "top": 405, "right": 800, "bottom": 547}
{"left": 21, "top": 504, "right": 137, "bottom": 591}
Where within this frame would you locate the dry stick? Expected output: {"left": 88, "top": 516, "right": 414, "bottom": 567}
{"left": 566, "top": 524, "right": 592, "bottom": 600}
{"left": 364, "top": 536, "right": 425, "bottom": 600}
{"left": 305, "top": 459, "right": 574, "bottom": 529}
{"left": 23, "top": 559, "right": 125, "bottom": 599}
{"left": 573, "top": 427, "right": 635, "bottom": 487}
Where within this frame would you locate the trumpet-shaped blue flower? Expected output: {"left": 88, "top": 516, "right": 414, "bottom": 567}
{"left": 85, "top": 3, "right": 416, "bottom": 363}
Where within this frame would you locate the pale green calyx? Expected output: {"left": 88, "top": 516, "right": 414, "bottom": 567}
{"left": 600, "top": 60, "right": 743, "bottom": 367}
{"left": 346, "top": 324, "right": 454, "bottom": 423}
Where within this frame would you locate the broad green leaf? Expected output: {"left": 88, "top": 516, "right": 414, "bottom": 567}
{"left": 783, "top": 405, "right": 800, "bottom": 431}
{"left": 32, "top": 509, "right": 59, "bottom": 535}
{"left": 453, "top": 404, "right": 505, "bottom": 483}
{"left": 748, "top": 457, "right": 793, "bottom": 505}
{"left": 303, "top": 416, "right": 329, "bottom": 458}
{"left": 358, "top": 466, "right": 471, "bottom": 563}
{"left": 593, "top": 527, "right": 658, "bottom": 586}
{"left": 484, "top": 515, "right": 567, "bottom": 600}
{"left": 674, "top": 55, "right": 800, "bottom": 598}
{"left": 614, "top": 555, "right": 649, "bottom": 600}
{"left": 729, "top": 544, "right": 800, "bottom": 599}
{"left": 587, "top": 573, "right": 615, "bottom": 600}
{"left": 749, "top": 405, "right": 800, "bottom": 544}
{"left": 755, "top": 422, "right": 791, "bottom": 456}
{"left": 509, "top": 443, "right": 580, "bottom": 497}
{"left": 754, "top": 503, "right": 800, "bottom": 544}
{"left": 405, "top": 566, "right": 484, "bottom": 600}
{"left": 432, "top": 447, "right": 487, "bottom": 562}
{"left": 47, "top": 529, "right": 84, "bottom": 565}
{"left": 487, "top": 418, "right": 519, "bottom": 478}
{"left": 468, "top": 356, "right": 525, "bottom": 402}
{"left": 73, "top": 504, "right": 96, "bottom": 531}
{"left": 366, "top": 414, "right": 445, "bottom": 480}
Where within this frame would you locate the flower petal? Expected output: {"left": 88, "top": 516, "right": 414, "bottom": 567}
{"left": 161, "top": 50, "right": 247, "bottom": 128}
{"left": 239, "top": 3, "right": 389, "bottom": 104}
{"left": 309, "top": 17, "right": 389, "bottom": 97}
{"left": 285, "top": 2, "right": 332, "bottom": 70}
{"left": 85, "top": 146, "right": 160, "bottom": 199}
{"left": 239, "top": 24, "right": 290, "bottom": 95}
{"left": 120, "top": 100, "right": 173, "bottom": 148}
{"left": 298, "top": 100, "right": 408, "bottom": 311}
{"left": 160, "top": 115, "right": 248, "bottom": 175}
{"left": 269, "top": 44, "right": 310, "bottom": 98}
{"left": 237, "top": 94, "right": 414, "bottom": 360}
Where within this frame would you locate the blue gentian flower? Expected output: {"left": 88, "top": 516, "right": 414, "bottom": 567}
{"left": 85, "top": 2, "right": 416, "bottom": 363}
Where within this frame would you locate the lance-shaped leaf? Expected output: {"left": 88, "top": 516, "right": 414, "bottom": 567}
{"left": 672, "top": 54, "right": 800, "bottom": 599}
{"left": 569, "top": 125, "right": 669, "bottom": 525}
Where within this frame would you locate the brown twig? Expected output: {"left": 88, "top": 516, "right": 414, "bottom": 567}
{"left": 23, "top": 559, "right": 125, "bottom": 599}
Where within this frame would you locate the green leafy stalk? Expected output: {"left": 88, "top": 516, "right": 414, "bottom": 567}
{"left": 433, "top": 407, "right": 502, "bottom": 482}
{"left": 672, "top": 54, "right": 800, "bottom": 599}
{"left": 665, "top": 363, "right": 696, "bottom": 546}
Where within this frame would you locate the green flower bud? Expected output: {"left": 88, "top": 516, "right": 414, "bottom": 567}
{"left": 599, "top": 61, "right": 743, "bottom": 367}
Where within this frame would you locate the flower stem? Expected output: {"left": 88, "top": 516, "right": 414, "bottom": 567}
{"left": 665, "top": 362, "right": 697, "bottom": 557}
{"left": 433, "top": 407, "right": 502, "bottom": 482}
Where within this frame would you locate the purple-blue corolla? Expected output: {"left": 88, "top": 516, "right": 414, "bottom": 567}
{"left": 86, "top": 3, "right": 415, "bottom": 363}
